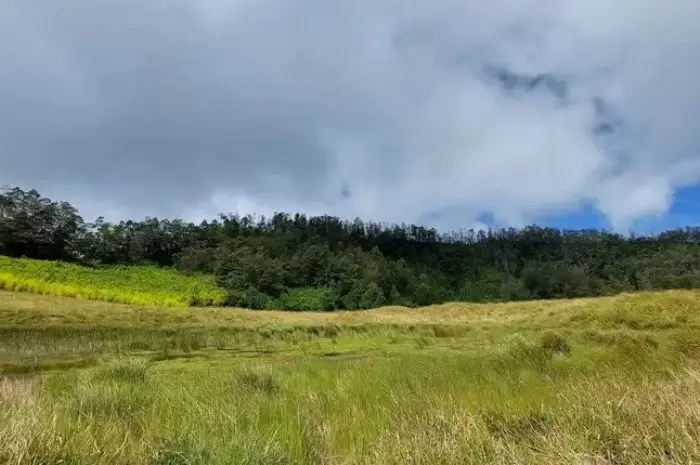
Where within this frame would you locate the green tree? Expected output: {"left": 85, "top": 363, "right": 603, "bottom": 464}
{"left": 359, "top": 281, "right": 387, "bottom": 309}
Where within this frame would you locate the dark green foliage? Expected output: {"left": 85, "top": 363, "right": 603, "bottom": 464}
{"left": 6, "top": 185, "right": 700, "bottom": 310}
{"left": 223, "top": 285, "right": 270, "bottom": 310}
{"left": 0, "top": 187, "right": 85, "bottom": 261}
{"left": 461, "top": 269, "right": 505, "bottom": 302}
{"left": 273, "top": 287, "right": 336, "bottom": 312}
{"left": 499, "top": 277, "right": 530, "bottom": 300}
{"left": 358, "top": 281, "right": 387, "bottom": 309}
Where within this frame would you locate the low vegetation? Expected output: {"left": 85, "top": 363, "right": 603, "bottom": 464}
{"left": 2, "top": 289, "right": 700, "bottom": 463}
{"left": 0, "top": 256, "right": 226, "bottom": 307}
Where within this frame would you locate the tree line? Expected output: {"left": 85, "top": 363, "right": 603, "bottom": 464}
{"left": 2, "top": 186, "right": 700, "bottom": 310}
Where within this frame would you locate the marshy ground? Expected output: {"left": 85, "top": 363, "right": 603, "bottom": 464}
{"left": 2, "top": 289, "right": 700, "bottom": 464}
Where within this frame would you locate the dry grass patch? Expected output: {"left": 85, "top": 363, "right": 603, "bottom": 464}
{"left": 0, "top": 373, "right": 40, "bottom": 408}
{"left": 4, "top": 288, "right": 700, "bottom": 332}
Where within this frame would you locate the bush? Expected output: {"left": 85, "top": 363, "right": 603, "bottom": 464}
{"left": 224, "top": 286, "right": 270, "bottom": 309}
{"left": 273, "top": 287, "right": 336, "bottom": 312}
{"left": 359, "top": 282, "right": 387, "bottom": 309}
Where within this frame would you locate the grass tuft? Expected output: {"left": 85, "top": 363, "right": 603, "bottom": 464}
{"left": 539, "top": 331, "right": 571, "bottom": 356}
{"left": 481, "top": 410, "right": 554, "bottom": 443}
{"left": 236, "top": 366, "right": 280, "bottom": 395}
{"left": 150, "top": 438, "right": 211, "bottom": 465}
{"left": 98, "top": 357, "right": 151, "bottom": 384}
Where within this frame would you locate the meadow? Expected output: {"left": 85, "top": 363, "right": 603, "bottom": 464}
{"left": 0, "top": 256, "right": 226, "bottom": 307}
{"left": 2, "top": 289, "right": 700, "bottom": 464}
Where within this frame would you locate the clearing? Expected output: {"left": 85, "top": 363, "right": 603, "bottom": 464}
{"left": 1, "top": 289, "right": 700, "bottom": 464}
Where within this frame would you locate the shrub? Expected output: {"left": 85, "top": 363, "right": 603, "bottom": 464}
{"left": 273, "top": 287, "right": 336, "bottom": 312}
{"left": 224, "top": 286, "right": 270, "bottom": 310}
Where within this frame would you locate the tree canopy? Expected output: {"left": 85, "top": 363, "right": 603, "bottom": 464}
{"left": 2, "top": 186, "right": 700, "bottom": 310}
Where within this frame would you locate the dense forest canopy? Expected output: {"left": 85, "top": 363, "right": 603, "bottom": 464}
{"left": 2, "top": 186, "right": 700, "bottom": 310}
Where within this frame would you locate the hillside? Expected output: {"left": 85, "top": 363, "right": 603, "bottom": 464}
{"left": 2, "top": 289, "right": 700, "bottom": 463}
{"left": 3, "top": 186, "right": 700, "bottom": 311}
{"left": 0, "top": 256, "right": 225, "bottom": 307}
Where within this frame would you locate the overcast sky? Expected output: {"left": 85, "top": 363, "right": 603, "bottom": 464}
{"left": 1, "top": 0, "right": 699, "bottom": 232}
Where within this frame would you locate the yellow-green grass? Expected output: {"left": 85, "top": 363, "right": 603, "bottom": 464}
{"left": 0, "top": 256, "right": 226, "bottom": 307}
{"left": 2, "top": 290, "right": 700, "bottom": 464}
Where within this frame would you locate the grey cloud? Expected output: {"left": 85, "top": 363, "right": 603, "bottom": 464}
{"left": 1, "top": 0, "right": 699, "bottom": 229}
{"left": 485, "top": 67, "right": 570, "bottom": 103}
{"left": 1, "top": 0, "right": 339, "bottom": 213}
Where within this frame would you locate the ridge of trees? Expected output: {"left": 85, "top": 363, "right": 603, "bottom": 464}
{"left": 2, "top": 186, "right": 700, "bottom": 310}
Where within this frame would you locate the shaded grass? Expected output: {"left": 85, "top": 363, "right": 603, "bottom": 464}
{"left": 0, "top": 256, "right": 226, "bottom": 307}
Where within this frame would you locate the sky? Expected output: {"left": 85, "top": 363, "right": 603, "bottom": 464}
{"left": 1, "top": 0, "right": 699, "bottom": 234}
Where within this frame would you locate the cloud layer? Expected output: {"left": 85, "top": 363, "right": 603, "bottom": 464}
{"left": 1, "top": 0, "right": 699, "bottom": 230}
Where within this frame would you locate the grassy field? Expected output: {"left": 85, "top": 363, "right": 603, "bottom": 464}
{"left": 0, "top": 256, "right": 226, "bottom": 307}
{"left": 2, "top": 289, "right": 700, "bottom": 464}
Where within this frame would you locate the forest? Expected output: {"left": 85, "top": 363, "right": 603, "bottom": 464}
{"left": 2, "top": 186, "right": 700, "bottom": 310}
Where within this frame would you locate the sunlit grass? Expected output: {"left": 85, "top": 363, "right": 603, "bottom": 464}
{"left": 0, "top": 256, "right": 226, "bottom": 307}
{"left": 2, "top": 289, "right": 700, "bottom": 463}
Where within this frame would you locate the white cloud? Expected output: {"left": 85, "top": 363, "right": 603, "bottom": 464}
{"left": 0, "top": 0, "right": 698, "bottom": 231}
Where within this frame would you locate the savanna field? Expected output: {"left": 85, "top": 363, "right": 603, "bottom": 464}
{"left": 2, "top": 269, "right": 700, "bottom": 464}
{"left": 2, "top": 0, "right": 699, "bottom": 461}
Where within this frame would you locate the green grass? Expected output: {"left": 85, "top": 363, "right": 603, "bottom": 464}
{"left": 0, "top": 256, "right": 226, "bottom": 307}
{"left": 2, "top": 289, "right": 700, "bottom": 463}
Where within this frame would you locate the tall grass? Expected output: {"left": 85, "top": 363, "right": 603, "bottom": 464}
{"left": 2, "top": 290, "right": 700, "bottom": 463}
{"left": 3, "top": 344, "right": 700, "bottom": 464}
{"left": 0, "top": 256, "right": 226, "bottom": 307}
